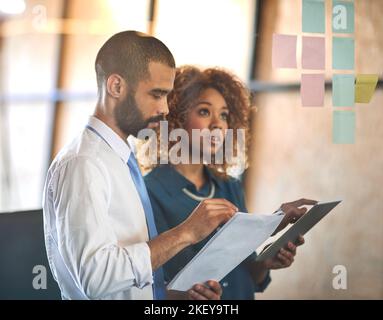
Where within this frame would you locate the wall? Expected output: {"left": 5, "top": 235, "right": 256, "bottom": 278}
{"left": 246, "top": 0, "right": 383, "bottom": 299}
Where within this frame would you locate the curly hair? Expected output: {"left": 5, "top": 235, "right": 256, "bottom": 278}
{"left": 140, "top": 65, "right": 252, "bottom": 179}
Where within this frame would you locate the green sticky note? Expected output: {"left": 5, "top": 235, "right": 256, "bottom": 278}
{"left": 332, "top": 74, "right": 355, "bottom": 107}
{"left": 333, "top": 1, "right": 355, "bottom": 33}
{"left": 333, "top": 37, "right": 354, "bottom": 70}
{"left": 333, "top": 111, "right": 355, "bottom": 144}
{"left": 302, "top": 0, "right": 325, "bottom": 33}
{"left": 355, "top": 74, "right": 379, "bottom": 103}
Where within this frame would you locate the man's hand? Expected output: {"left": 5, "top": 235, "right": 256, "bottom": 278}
{"left": 180, "top": 199, "right": 238, "bottom": 245}
{"left": 274, "top": 198, "right": 317, "bottom": 234}
{"left": 148, "top": 199, "right": 237, "bottom": 271}
{"left": 261, "top": 235, "right": 305, "bottom": 270}
{"left": 187, "top": 280, "right": 222, "bottom": 300}
{"left": 166, "top": 280, "right": 222, "bottom": 300}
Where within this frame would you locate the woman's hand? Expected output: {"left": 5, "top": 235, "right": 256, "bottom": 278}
{"left": 261, "top": 235, "right": 305, "bottom": 270}
{"left": 274, "top": 199, "right": 317, "bottom": 234}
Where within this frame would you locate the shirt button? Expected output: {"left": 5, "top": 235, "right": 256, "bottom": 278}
{"left": 222, "top": 282, "right": 229, "bottom": 287}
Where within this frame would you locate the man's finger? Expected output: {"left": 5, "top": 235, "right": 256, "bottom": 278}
{"left": 210, "top": 208, "right": 237, "bottom": 221}
{"left": 203, "top": 199, "right": 238, "bottom": 211}
{"left": 206, "top": 280, "right": 222, "bottom": 297}
{"left": 188, "top": 289, "right": 207, "bottom": 300}
{"left": 205, "top": 204, "right": 238, "bottom": 211}
{"left": 192, "top": 284, "right": 218, "bottom": 300}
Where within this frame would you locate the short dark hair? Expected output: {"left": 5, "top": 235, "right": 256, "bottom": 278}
{"left": 95, "top": 30, "right": 175, "bottom": 91}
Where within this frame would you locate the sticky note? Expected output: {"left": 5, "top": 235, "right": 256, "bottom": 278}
{"left": 332, "top": 37, "right": 354, "bottom": 70}
{"left": 302, "top": 36, "right": 325, "bottom": 70}
{"left": 301, "top": 74, "right": 325, "bottom": 107}
{"left": 272, "top": 34, "right": 297, "bottom": 68}
{"left": 333, "top": 1, "right": 355, "bottom": 34}
{"left": 333, "top": 111, "right": 355, "bottom": 144}
{"left": 332, "top": 74, "right": 355, "bottom": 107}
{"left": 302, "top": 0, "right": 325, "bottom": 33}
{"left": 355, "top": 74, "right": 379, "bottom": 103}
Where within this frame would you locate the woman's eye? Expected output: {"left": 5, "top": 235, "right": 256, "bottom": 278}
{"left": 198, "top": 108, "right": 210, "bottom": 116}
{"left": 221, "top": 112, "right": 229, "bottom": 121}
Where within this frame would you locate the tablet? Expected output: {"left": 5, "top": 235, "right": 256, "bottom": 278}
{"left": 256, "top": 200, "right": 342, "bottom": 262}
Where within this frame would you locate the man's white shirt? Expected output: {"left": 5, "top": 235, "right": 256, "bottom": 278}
{"left": 42, "top": 116, "right": 154, "bottom": 299}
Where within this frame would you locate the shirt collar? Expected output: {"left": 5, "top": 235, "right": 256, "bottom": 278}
{"left": 153, "top": 165, "right": 193, "bottom": 193}
{"left": 87, "top": 116, "right": 132, "bottom": 163}
{"left": 152, "top": 165, "right": 224, "bottom": 195}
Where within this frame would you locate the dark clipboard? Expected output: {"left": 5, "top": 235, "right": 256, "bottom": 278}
{"left": 256, "top": 200, "right": 342, "bottom": 262}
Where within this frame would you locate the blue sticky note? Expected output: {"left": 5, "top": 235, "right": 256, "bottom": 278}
{"left": 333, "top": 1, "right": 354, "bottom": 34}
{"left": 333, "top": 37, "right": 354, "bottom": 70}
{"left": 333, "top": 111, "right": 355, "bottom": 144}
{"left": 332, "top": 74, "right": 355, "bottom": 106}
{"left": 302, "top": 0, "right": 325, "bottom": 33}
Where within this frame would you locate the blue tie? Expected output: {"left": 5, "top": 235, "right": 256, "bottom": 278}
{"left": 127, "top": 152, "right": 166, "bottom": 300}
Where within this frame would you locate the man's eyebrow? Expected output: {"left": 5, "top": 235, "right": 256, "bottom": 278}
{"left": 149, "top": 89, "right": 171, "bottom": 95}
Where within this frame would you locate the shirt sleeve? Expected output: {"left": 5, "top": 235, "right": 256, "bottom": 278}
{"left": 49, "top": 156, "right": 153, "bottom": 299}
{"left": 146, "top": 185, "right": 171, "bottom": 236}
{"left": 145, "top": 182, "right": 174, "bottom": 284}
{"left": 145, "top": 177, "right": 199, "bottom": 284}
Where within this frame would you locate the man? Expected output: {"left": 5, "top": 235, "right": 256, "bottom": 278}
{"left": 43, "top": 31, "right": 238, "bottom": 300}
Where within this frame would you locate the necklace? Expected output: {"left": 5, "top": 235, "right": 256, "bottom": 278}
{"left": 182, "top": 182, "right": 216, "bottom": 201}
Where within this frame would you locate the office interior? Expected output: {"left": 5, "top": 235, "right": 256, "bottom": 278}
{"left": 0, "top": 0, "right": 382, "bottom": 299}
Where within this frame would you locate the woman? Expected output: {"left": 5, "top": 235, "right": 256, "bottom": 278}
{"left": 142, "top": 66, "right": 308, "bottom": 299}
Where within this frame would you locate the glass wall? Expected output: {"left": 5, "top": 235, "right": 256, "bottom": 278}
{"left": 246, "top": 0, "right": 383, "bottom": 299}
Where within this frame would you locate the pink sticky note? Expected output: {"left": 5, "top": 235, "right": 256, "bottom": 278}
{"left": 302, "top": 36, "right": 325, "bottom": 70}
{"left": 272, "top": 34, "right": 297, "bottom": 68}
{"left": 301, "top": 74, "right": 325, "bottom": 107}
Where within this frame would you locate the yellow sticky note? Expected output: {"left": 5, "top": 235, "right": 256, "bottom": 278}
{"left": 355, "top": 74, "right": 378, "bottom": 103}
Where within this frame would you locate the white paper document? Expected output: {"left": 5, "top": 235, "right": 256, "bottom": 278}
{"left": 167, "top": 212, "right": 284, "bottom": 291}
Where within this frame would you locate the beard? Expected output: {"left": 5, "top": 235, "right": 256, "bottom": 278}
{"left": 114, "top": 92, "right": 164, "bottom": 137}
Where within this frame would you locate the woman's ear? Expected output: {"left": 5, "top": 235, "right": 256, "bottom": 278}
{"left": 106, "top": 74, "right": 127, "bottom": 98}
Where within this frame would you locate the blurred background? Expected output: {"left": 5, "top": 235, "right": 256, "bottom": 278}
{"left": 0, "top": 0, "right": 382, "bottom": 299}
